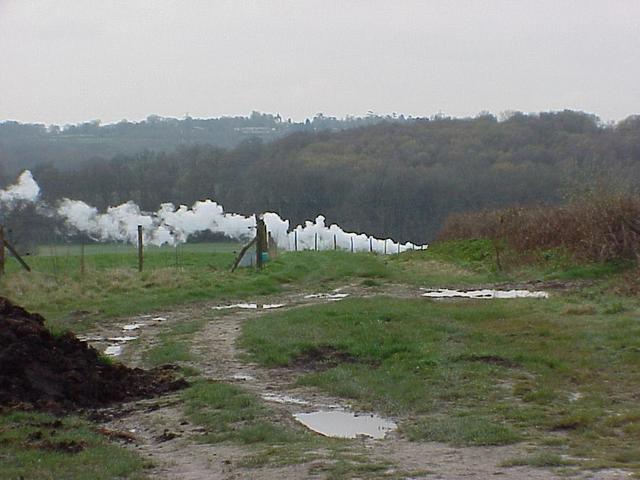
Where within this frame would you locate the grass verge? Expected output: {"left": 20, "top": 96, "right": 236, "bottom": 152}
{"left": 239, "top": 296, "right": 640, "bottom": 470}
{"left": 0, "top": 411, "right": 147, "bottom": 480}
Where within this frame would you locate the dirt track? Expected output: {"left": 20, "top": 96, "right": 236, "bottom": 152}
{"left": 85, "top": 286, "right": 632, "bottom": 479}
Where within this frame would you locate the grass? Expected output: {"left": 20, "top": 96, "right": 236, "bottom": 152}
{"left": 406, "top": 415, "right": 521, "bottom": 446}
{"left": 1, "top": 240, "right": 500, "bottom": 333}
{"left": 3, "top": 239, "right": 640, "bottom": 475}
{"left": 0, "top": 411, "right": 147, "bottom": 480}
{"left": 501, "top": 452, "right": 575, "bottom": 468}
{"left": 182, "top": 381, "right": 416, "bottom": 477}
{"left": 144, "top": 318, "right": 208, "bottom": 366}
{"left": 239, "top": 295, "right": 640, "bottom": 468}
{"left": 182, "top": 380, "right": 307, "bottom": 445}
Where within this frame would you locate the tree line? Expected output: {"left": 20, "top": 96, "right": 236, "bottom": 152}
{"left": 0, "top": 112, "right": 409, "bottom": 178}
{"left": 4, "top": 110, "right": 640, "bottom": 245}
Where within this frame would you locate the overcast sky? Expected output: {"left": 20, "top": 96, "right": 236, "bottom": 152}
{"left": 1, "top": 0, "right": 638, "bottom": 125}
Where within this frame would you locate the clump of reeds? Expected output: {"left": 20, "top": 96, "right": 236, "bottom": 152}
{"left": 437, "top": 193, "right": 640, "bottom": 263}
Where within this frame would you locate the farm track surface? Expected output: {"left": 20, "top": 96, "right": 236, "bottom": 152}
{"left": 85, "top": 284, "right": 631, "bottom": 480}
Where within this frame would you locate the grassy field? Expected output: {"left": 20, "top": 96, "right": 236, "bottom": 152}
{"left": 1, "top": 240, "right": 639, "bottom": 477}
{"left": 2, "top": 241, "right": 491, "bottom": 332}
{"left": 0, "top": 411, "right": 147, "bottom": 480}
{"left": 239, "top": 296, "right": 640, "bottom": 469}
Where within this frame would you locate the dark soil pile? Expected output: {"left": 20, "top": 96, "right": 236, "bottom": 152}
{"left": 0, "top": 297, "right": 186, "bottom": 410}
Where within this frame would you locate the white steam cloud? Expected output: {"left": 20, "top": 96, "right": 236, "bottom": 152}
{"left": 0, "top": 171, "right": 40, "bottom": 207}
{"left": 4, "top": 171, "right": 426, "bottom": 253}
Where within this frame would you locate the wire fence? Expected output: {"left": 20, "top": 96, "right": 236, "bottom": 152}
{"left": 0, "top": 224, "right": 425, "bottom": 281}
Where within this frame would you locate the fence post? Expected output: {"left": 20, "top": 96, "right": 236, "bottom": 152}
{"left": 334, "top": 234, "right": 337, "bottom": 250}
{"left": 137, "top": 225, "right": 143, "bottom": 272}
{"left": 314, "top": 233, "right": 318, "bottom": 251}
{"left": 0, "top": 226, "right": 5, "bottom": 276}
{"left": 2, "top": 236, "right": 30, "bottom": 272}
{"left": 397, "top": 243, "right": 400, "bottom": 254}
{"left": 80, "top": 240, "right": 86, "bottom": 276}
{"left": 255, "top": 214, "right": 268, "bottom": 270}
{"left": 294, "top": 230, "right": 298, "bottom": 251}
{"left": 369, "top": 237, "right": 373, "bottom": 253}
{"left": 384, "top": 240, "right": 387, "bottom": 254}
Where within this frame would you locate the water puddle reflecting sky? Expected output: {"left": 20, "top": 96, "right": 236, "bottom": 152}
{"left": 294, "top": 410, "right": 396, "bottom": 439}
{"left": 262, "top": 393, "right": 311, "bottom": 406}
{"left": 212, "top": 303, "right": 286, "bottom": 310}
{"left": 421, "top": 288, "right": 548, "bottom": 299}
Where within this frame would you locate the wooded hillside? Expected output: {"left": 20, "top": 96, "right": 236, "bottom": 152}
{"left": 5, "top": 111, "right": 640, "bottom": 243}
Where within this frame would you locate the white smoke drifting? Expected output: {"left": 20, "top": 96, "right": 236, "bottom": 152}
{"left": 4, "top": 171, "right": 426, "bottom": 253}
{"left": 0, "top": 171, "right": 40, "bottom": 207}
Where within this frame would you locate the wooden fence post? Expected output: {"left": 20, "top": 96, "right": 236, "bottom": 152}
{"left": 80, "top": 240, "right": 86, "bottom": 276}
{"left": 334, "top": 235, "right": 337, "bottom": 250}
{"left": 369, "top": 237, "right": 373, "bottom": 253}
{"left": 2, "top": 235, "right": 31, "bottom": 272}
{"left": 231, "top": 237, "right": 257, "bottom": 272}
{"left": 137, "top": 225, "right": 143, "bottom": 272}
{"left": 314, "top": 233, "right": 318, "bottom": 251}
{"left": 255, "top": 214, "right": 268, "bottom": 269}
{"left": 294, "top": 231, "right": 298, "bottom": 251}
{"left": 350, "top": 237, "right": 354, "bottom": 253}
{"left": 0, "top": 226, "right": 5, "bottom": 276}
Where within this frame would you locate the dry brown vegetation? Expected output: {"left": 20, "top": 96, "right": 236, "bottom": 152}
{"left": 437, "top": 193, "right": 640, "bottom": 262}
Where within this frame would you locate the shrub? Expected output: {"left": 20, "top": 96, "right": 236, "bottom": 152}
{"left": 437, "top": 193, "right": 640, "bottom": 263}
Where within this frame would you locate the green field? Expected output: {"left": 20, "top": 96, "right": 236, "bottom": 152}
{"left": 2, "top": 241, "right": 501, "bottom": 332}
{"left": 240, "top": 296, "right": 640, "bottom": 465}
{"left": 1, "top": 240, "right": 639, "bottom": 478}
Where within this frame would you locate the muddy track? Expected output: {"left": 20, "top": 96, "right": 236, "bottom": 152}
{"left": 87, "top": 285, "right": 631, "bottom": 479}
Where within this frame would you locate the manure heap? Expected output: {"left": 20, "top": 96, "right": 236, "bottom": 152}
{"left": 0, "top": 297, "right": 186, "bottom": 410}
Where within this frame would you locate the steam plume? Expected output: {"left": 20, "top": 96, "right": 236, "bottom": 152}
{"left": 7, "top": 171, "right": 426, "bottom": 253}
{"left": 0, "top": 171, "right": 40, "bottom": 207}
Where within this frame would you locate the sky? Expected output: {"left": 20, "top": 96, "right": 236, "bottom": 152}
{"left": 0, "top": 0, "right": 638, "bottom": 125}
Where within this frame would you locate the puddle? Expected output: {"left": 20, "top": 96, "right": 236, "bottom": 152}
{"left": 103, "top": 336, "right": 138, "bottom": 357}
{"left": 212, "top": 303, "right": 286, "bottom": 310}
{"left": 231, "top": 373, "right": 255, "bottom": 381}
{"left": 104, "top": 345, "right": 123, "bottom": 356}
{"left": 122, "top": 323, "right": 146, "bottom": 331}
{"left": 262, "top": 394, "right": 311, "bottom": 406}
{"left": 421, "top": 288, "right": 548, "bottom": 299}
{"left": 293, "top": 410, "right": 396, "bottom": 439}
{"left": 77, "top": 335, "right": 106, "bottom": 342}
{"left": 152, "top": 316, "right": 167, "bottom": 322}
{"left": 107, "top": 336, "right": 138, "bottom": 342}
{"left": 304, "top": 293, "right": 350, "bottom": 300}
{"left": 569, "top": 392, "right": 583, "bottom": 402}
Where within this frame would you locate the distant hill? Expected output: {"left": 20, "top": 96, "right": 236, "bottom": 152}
{"left": 4, "top": 110, "right": 640, "bottom": 244}
{"left": 0, "top": 111, "right": 410, "bottom": 176}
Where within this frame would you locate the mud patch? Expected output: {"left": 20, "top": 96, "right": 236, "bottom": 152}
{"left": 294, "top": 410, "right": 397, "bottom": 439}
{"left": 0, "top": 297, "right": 187, "bottom": 410}
{"left": 291, "top": 345, "right": 360, "bottom": 371}
{"left": 35, "top": 439, "right": 87, "bottom": 454}
{"left": 456, "top": 354, "right": 520, "bottom": 368}
{"left": 96, "top": 426, "right": 137, "bottom": 443}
